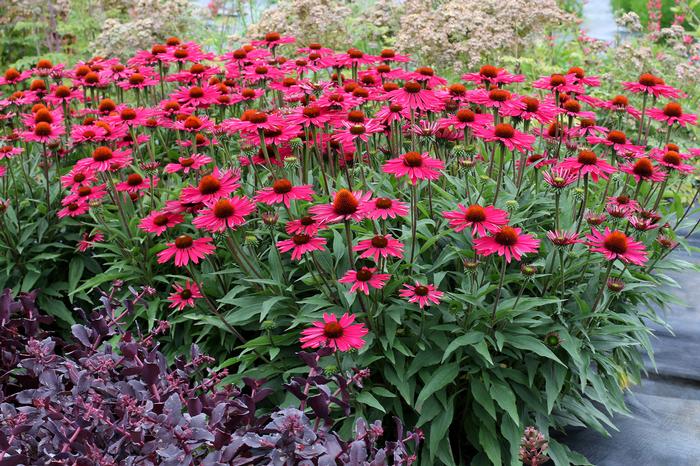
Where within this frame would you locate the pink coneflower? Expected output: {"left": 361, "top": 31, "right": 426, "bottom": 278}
{"left": 500, "top": 96, "right": 558, "bottom": 124}
{"left": 115, "top": 173, "right": 157, "bottom": 194}
{"left": 61, "top": 167, "right": 97, "bottom": 189}
{"left": 63, "top": 184, "right": 107, "bottom": 204}
{"left": 652, "top": 149, "right": 695, "bottom": 173}
{"left": 286, "top": 104, "right": 332, "bottom": 128}
{"left": 438, "top": 107, "right": 493, "bottom": 131}
{"left": 139, "top": 210, "right": 185, "bottom": 236}
{"left": 622, "top": 73, "right": 681, "bottom": 99}
{"left": 21, "top": 122, "right": 64, "bottom": 143}
{"left": 309, "top": 189, "right": 370, "bottom": 223}
{"left": 58, "top": 200, "right": 90, "bottom": 218}
{"left": 76, "top": 146, "right": 132, "bottom": 172}
{"left": 331, "top": 119, "right": 383, "bottom": 145}
{"left": 286, "top": 215, "right": 327, "bottom": 236}
{"left": 0, "top": 145, "right": 23, "bottom": 160}
{"left": 473, "top": 123, "right": 535, "bottom": 153}
{"left": 157, "top": 235, "right": 216, "bottom": 267}
{"left": 559, "top": 149, "right": 616, "bottom": 182}
{"left": 620, "top": 157, "right": 666, "bottom": 183}
{"left": 180, "top": 167, "right": 240, "bottom": 204}
{"left": 559, "top": 99, "right": 596, "bottom": 120}
{"left": 254, "top": 179, "right": 315, "bottom": 208}
{"left": 601, "top": 95, "right": 641, "bottom": 119}
{"left": 71, "top": 125, "right": 107, "bottom": 144}
{"left": 300, "top": 312, "right": 367, "bottom": 352}
{"left": 385, "top": 81, "right": 442, "bottom": 112}
{"left": 567, "top": 67, "right": 600, "bottom": 87}
{"left": 44, "top": 84, "right": 82, "bottom": 106}
{"left": 466, "top": 88, "right": 516, "bottom": 109}
{"left": 171, "top": 84, "right": 221, "bottom": 108}
{"left": 647, "top": 102, "right": 697, "bottom": 127}
{"left": 76, "top": 231, "right": 104, "bottom": 252}
{"left": 252, "top": 32, "right": 295, "bottom": 48}
{"left": 277, "top": 234, "right": 327, "bottom": 260}
{"left": 172, "top": 114, "right": 215, "bottom": 133}
{"left": 382, "top": 151, "right": 444, "bottom": 184}
{"left": 587, "top": 130, "right": 644, "bottom": 155}
{"left": 628, "top": 215, "right": 660, "bottom": 231}
{"left": 375, "top": 103, "right": 411, "bottom": 124}
{"left": 335, "top": 48, "right": 377, "bottom": 67}
{"left": 473, "top": 226, "right": 540, "bottom": 263}
{"left": 362, "top": 197, "right": 409, "bottom": 220}
{"left": 192, "top": 196, "right": 256, "bottom": 232}
{"left": 586, "top": 228, "right": 647, "bottom": 265}
{"left": 354, "top": 235, "right": 404, "bottom": 261}
{"left": 546, "top": 230, "right": 582, "bottom": 246}
{"left": 443, "top": 204, "right": 509, "bottom": 237}
{"left": 461, "top": 65, "right": 524, "bottom": 85}
{"left": 165, "top": 153, "right": 212, "bottom": 174}
{"left": 339, "top": 267, "right": 390, "bottom": 295}
{"left": 399, "top": 282, "right": 444, "bottom": 309}
{"left": 543, "top": 165, "right": 578, "bottom": 189}
{"left": 168, "top": 280, "right": 203, "bottom": 311}
{"left": 532, "top": 73, "right": 584, "bottom": 94}
{"left": 570, "top": 117, "right": 608, "bottom": 137}
{"left": 607, "top": 194, "right": 640, "bottom": 214}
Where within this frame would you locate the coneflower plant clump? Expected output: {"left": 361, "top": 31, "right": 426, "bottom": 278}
{"left": 0, "top": 34, "right": 698, "bottom": 464}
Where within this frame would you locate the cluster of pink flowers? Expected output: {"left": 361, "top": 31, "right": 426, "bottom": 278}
{"left": 1, "top": 34, "right": 697, "bottom": 353}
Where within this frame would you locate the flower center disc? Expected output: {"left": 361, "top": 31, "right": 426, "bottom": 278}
{"left": 333, "top": 189, "right": 359, "bottom": 215}
{"left": 494, "top": 226, "right": 518, "bottom": 246}
{"left": 603, "top": 231, "right": 628, "bottom": 254}
{"left": 323, "top": 321, "right": 344, "bottom": 338}
{"left": 213, "top": 199, "right": 234, "bottom": 218}
{"left": 175, "top": 235, "right": 193, "bottom": 249}
{"left": 465, "top": 205, "right": 487, "bottom": 222}
{"left": 198, "top": 175, "right": 221, "bottom": 195}
{"left": 371, "top": 235, "right": 388, "bottom": 248}
{"left": 403, "top": 151, "right": 423, "bottom": 167}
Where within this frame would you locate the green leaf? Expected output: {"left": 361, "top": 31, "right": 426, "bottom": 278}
{"left": 356, "top": 392, "right": 386, "bottom": 413}
{"left": 415, "top": 363, "right": 459, "bottom": 412}
{"left": 490, "top": 379, "right": 519, "bottom": 425}
{"left": 429, "top": 402, "right": 454, "bottom": 461}
{"left": 507, "top": 334, "right": 564, "bottom": 365}
{"left": 478, "top": 420, "right": 502, "bottom": 466}
{"left": 471, "top": 377, "right": 496, "bottom": 420}
{"left": 68, "top": 256, "right": 84, "bottom": 295}
{"left": 441, "top": 331, "right": 483, "bottom": 362}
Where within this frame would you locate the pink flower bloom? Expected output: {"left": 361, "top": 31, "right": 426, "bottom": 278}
{"left": 331, "top": 119, "right": 383, "bottom": 145}
{"left": 76, "top": 146, "right": 132, "bottom": 172}
{"left": 251, "top": 32, "right": 296, "bottom": 48}
{"left": 171, "top": 84, "right": 221, "bottom": 108}
{"left": 607, "top": 194, "right": 640, "bottom": 214}
{"left": 58, "top": 200, "right": 90, "bottom": 219}
{"left": 622, "top": 73, "right": 681, "bottom": 99}
{"left": 399, "top": 282, "right": 444, "bottom": 309}
{"left": 168, "top": 280, "right": 203, "bottom": 311}
{"left": 309, "top": 189, "right": 370, "bottom": 223}
{"left": 299, "top": 312, "right": 368, "bottom": 352}
{"left": 165, "top": 153, "right": 212, "bottom": 174}
{"left": 543, "top": 165, "right": 578, "bottom": 189}
{"left": 586, "top": 228, "right": 648, "bottom": 265}
{"left": 76, "top": 231, "right": 104, "bottom": 252}
{"left": 443, "top": 204, "right": 509, "bottom": 237}
{"left": 438, "top": 107, "right": 493, "bottom": 131}
{"left": 473, "top": 226, "right": 540, "bottom": 263}
{"left": 254, "top": 179, "right": 315, "bottom": 208}
{"left": 354, "top": 235, "right": 404, "bottom": 262}
{"left": 71, "top": 124, "right": 107, "bottom": 144}
{"left": 157, "top": 235, "right": 216, "bottom": 267}
{"left": 546, "top": 230, "right": 582, "bottom": 246}
{"left": 559, "top": 149, "right": 616, "bottom": 182}
{"left": 362, "top": 197, "right": 409, "bottom": 220}
{"left": 620, "top": 157, "right": 666, "bottom": 183}
{"left": 0, "top": 145, "right": 23, "bottom": 160}
{"left": 115, "top": 173, "right": 157, "bottom": 194}
{"left": 382, "top": 151, "right": 444, "bottom": 184}
{"left": 277, "top": 234, "right": 327, "bottom": 260}
{"left": 139, "top": 210, "right": 185, "bottom": 236}
{"left": 334, "top": 48, "right": 377, "bottom": 67}
{"left": 647, "top": 102, "right": 697, "bottom": 127}
{"left": 500, "top": 96, "right": 558, "bottom": 124}
{"left": 586, "top": 130, "right": 644, "bottom": 156}
{"left": 473, "top": 123, "right": 535, "bottom": 153}
{"left": 62, "top": 184, "right": 107, "bottom": 204}
{"left": 461, "top": 65, "right": 524, "bottom": 86}
{"left": 286, "top": 104, "right": 332, "bottom": 128}
{"left": 532, "top": 73, "right": 584, "bottom": 94}
{"left": 652, "top": 149, "right": 695, "bottom": 174}
{"left": 339, "top": 267, "right": 390, "bottom": 295}
{"left": 61, "top": 167, "right": 97, "bottom": 189}
{"left": 180, "top": 167, "right": 240, "bottom": 204}
{"left": 286, "top": 216, "right": 327, "bottom": 236}
{"left": 172, "top": 114, "right": 215, "bottom": 133}
{"left": 466, "top": 88, "right": 516, "bottom": 109}
{"left": 385, "top": 81, "right": 442, "bottom": 112}
{"left": 192, "top": 196, "right": 256, "bottom": 232}
{"left": 567, "top": 67, "right": 600, "bottom": 87}
{"left": 21, "top": 122, "right": 64, "bottom": 143}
